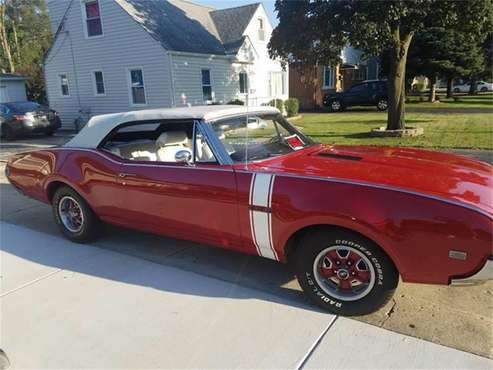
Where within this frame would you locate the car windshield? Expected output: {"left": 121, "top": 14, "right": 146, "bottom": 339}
{"left": 210, "top": 113, "right": 314, "bottom": 163}
{"left": 6, "top": 102, "right": 40, "bottom": 113}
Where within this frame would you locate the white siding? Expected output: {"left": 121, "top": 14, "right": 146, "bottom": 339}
{"left": 171, "top": 54, "right": 241, "bottom": 106}
{"left": 45, "top": 0, "right": 173, "bottom": 129}
{"left": 0, "top": 80, "right": 27, "bottom": 103}
{"left": 242, "top": 5, "right": 289, "bottom": 105}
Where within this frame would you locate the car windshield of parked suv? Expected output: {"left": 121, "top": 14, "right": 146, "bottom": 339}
{"left": 211, "top": 113, "right": 314, "bottom": 163}
{"left": 6, "top": 102, "right": 40, "bottom": 113}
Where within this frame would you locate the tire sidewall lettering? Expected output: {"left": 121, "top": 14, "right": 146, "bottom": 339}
{"left": 305, "top": 272, "right": 343, "bottom": 308}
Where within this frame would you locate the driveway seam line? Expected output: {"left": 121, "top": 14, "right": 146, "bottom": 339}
{"left": 1, "top": 248, "right": 108, "bottom": 298}
{"left": 1, "top": 268, "right": 63, "bottom": 298}
{"left": 295, "top": 315, "right": 338, "bottom": 370}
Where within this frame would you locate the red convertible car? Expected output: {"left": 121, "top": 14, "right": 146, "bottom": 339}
{"left": 6, "top": 105, "right": 493, "bottom": 315}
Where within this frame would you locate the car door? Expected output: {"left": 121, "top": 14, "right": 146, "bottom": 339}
{"left": 104, "top": 120, "right": 243, "bottom": 250}
{"left": 343, "top": 83, "right": 369, "bottom": 106}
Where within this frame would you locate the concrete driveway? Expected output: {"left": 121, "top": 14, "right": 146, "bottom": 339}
{"left": 0, "top": 134, "right": 492, "bottom": 368}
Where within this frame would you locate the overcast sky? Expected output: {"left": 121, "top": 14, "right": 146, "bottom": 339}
{"left": 194, "top": 0, "right": 278, "bottom": 25}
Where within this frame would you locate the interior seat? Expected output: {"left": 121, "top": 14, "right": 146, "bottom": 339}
{"left": 156, "top": 131, "right": 192, "bottom": 162}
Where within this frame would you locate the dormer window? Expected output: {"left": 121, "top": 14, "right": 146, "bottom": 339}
{"left": 258, "top": 18, "right": 265, "bottom": 41}
{"left": 83, "top": 0, "right": 103, "bottom": 37}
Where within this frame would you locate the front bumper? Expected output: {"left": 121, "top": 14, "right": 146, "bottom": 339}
{"left": 451, "top": 256, "right": 493, "bottom": 285}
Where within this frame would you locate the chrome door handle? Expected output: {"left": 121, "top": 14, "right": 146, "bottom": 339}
{"left": 118, "top": 172, "right": 136, "bottom": 178}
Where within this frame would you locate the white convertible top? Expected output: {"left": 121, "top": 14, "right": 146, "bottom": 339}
{"left": 65, "top": 105, "right": 280, "bottom": 148}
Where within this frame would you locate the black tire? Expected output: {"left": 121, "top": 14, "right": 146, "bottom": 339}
{"left": 52, "top": 186, "right": 100, "bottom": 243}
{"left": 294, "top": 229, "right": 398, "bottom": 316}
{"left": 1, "top": 125, "right": 15, "bottom": 140}
{"left": 376, "top": 98, "right": 388, "bottom": 111}
{"left": 329, "top": 99, "right": 343, "bottom": 112}
{"left": 480, "top": 87, "right": 488, "bottom": 92}
{"left": 453, "top": 88, "right": 460, "bottom": 93}
{"left": 45, "top": 130, "right": 55, "bottom": 136}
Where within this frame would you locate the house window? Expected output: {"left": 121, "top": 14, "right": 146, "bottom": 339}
{"left": 239, "top": 72, "right": 248, "bottom": 94}
{"left": 323, "top": 67, "right": 335, "bottom": 88}
{"left": 83, "top": 0, "right": 103, "bottom": 37}
{"left": 128, "top": 68, "right": 146, "bottom": 105}
{"left": 354, "top": 65, "right": 367, "bottom": 81}
{"left": 93, "top": 71, "right": 105, "bottom": 95}
{"left": 269, "top": 71, "right": 286, "bottom": 97}
{"left": 258, "top": 18, "right": 265, "bottom": 41}
{"left": 59, "top": 74, "right": 70, "bottom": 96}
{"left": 201, "top": 69, "right": 212, "bottom": 102}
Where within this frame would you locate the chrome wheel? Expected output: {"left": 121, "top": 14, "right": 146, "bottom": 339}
{"left": 377, "top": 99, "right": 388, "bottom": 110}
{"left": 331, "top": 101, "right": 341, "bottom": 111}
{"left": 58, "top": 196, "right": 84, "bottom": 233}
{"left": 313, "top": 245, "right": 375, "bottom": 301}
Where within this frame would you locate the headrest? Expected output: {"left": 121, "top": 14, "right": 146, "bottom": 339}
{"left": 156, "top": 131, "right": 188, "bottom": 148}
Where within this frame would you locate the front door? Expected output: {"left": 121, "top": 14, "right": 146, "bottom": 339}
{"left": 100, "top": 119, "right": 242, "bottom": 249}
{"left": 116, "top": 162, "right": 241, "bottom": 249}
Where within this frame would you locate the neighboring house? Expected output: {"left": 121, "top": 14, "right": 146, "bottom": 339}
{"left": 289, "top": 47, "right": 380, "bottom": 110}
{"left": 45, "top": 0, "right": 288, "bottom": 129}
{"left": 0, "top": 74, "right": 28, "bottom": 103}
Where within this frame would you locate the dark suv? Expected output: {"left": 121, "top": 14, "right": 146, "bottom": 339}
{"left": 323, "top": 80, "right": 388, "bottom": 112}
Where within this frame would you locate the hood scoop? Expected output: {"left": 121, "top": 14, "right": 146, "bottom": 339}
{"left": 317, "top": 152, "right": 363, "bottom": 161}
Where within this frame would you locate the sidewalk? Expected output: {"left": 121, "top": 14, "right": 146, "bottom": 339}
{"left": 1, "top": 222, "right": 490, "bottom": 369}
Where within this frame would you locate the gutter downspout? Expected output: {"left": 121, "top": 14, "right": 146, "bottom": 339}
{"left": 167, "top": 51, "right": 176, "bottom": 107}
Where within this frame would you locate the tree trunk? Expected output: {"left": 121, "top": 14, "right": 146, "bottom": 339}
{"left": 428, "top": 75, "right": 437, "bottom": 102}
{"left": 446, "top": 77, "right": 453, "bottom": 98}
{"left": 12, "top": 21, "right": 20, "bottom": 63}
{"left": 469, "top": 77, "right": 478, "bottom": 95}
{"left": 387, "top": 31, "right": 413, "bottom": 130}
{"left": 0, "top": 4, "right": 15, "bottom": 73}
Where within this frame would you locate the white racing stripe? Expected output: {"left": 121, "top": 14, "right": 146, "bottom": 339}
{"left": 249, "top": 173, "right": 278, "bottom": 261}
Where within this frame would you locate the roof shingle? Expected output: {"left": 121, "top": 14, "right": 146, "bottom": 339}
{"left": 116, "top": 0, "right": 260, "bottom": 55}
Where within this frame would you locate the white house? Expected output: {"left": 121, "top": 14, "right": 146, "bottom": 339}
{"left": 45, "top": 0, "right": 288, "bottom": 129}
{"left": 0, "top": 73, "right": 28, "bottom": 103}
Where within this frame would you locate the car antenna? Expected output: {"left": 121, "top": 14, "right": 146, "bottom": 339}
{"left": 245, "top": 77, "right": 249, "bottom": 170}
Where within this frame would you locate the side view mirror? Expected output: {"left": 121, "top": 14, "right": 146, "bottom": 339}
{"left": 175, "top": 150, "right": 192, "bottom": 164}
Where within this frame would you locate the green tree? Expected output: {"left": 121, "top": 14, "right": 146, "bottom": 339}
{"left": 0, "top": 0, "right": 52, "bottom": 102}
{"left": 269, "top": 0, "right": 492, "bottom": 130}
{"left": 382, "top": 28, "right": 485, "bottom": 100}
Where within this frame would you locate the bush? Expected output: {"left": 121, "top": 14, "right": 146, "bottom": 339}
{"left": 284, "top": 98, "right": 299, "bottom": 117}
{"left": 227, "top": 99, "right": 245, "bottom": 105}
{"left": 268, "top": 99, "right": 284, "bottom": 112}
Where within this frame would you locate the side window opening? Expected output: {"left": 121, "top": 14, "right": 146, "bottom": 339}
{"left": 101, "top": 121, "right": 216, "bottom": 164}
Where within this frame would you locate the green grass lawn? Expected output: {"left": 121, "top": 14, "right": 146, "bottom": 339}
{"left": 296, "top": 111, "right": 493, "bottom": 150}
{"left": 406, "top": 92, "right": 493, "bottom": 109}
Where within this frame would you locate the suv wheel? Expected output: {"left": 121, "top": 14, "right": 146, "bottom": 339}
{"left": 376, "top": 99, "right": 388, "bottom": 111}
{"left": 453, "top": 87, "right": 460, "bottom": 93}
{"left": 330, "top": 100, "right": 343, "bottom": 112}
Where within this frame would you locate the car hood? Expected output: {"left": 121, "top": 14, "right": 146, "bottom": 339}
{"left": 256, "top": 144, "right": 493, "bottom": 216}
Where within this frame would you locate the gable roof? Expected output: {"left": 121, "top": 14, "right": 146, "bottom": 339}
{"left": 116, "top": 0, "right": 261, "bottom": 55}
{"left": 210, "top": 3, "right": 260, "bottom": 53}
